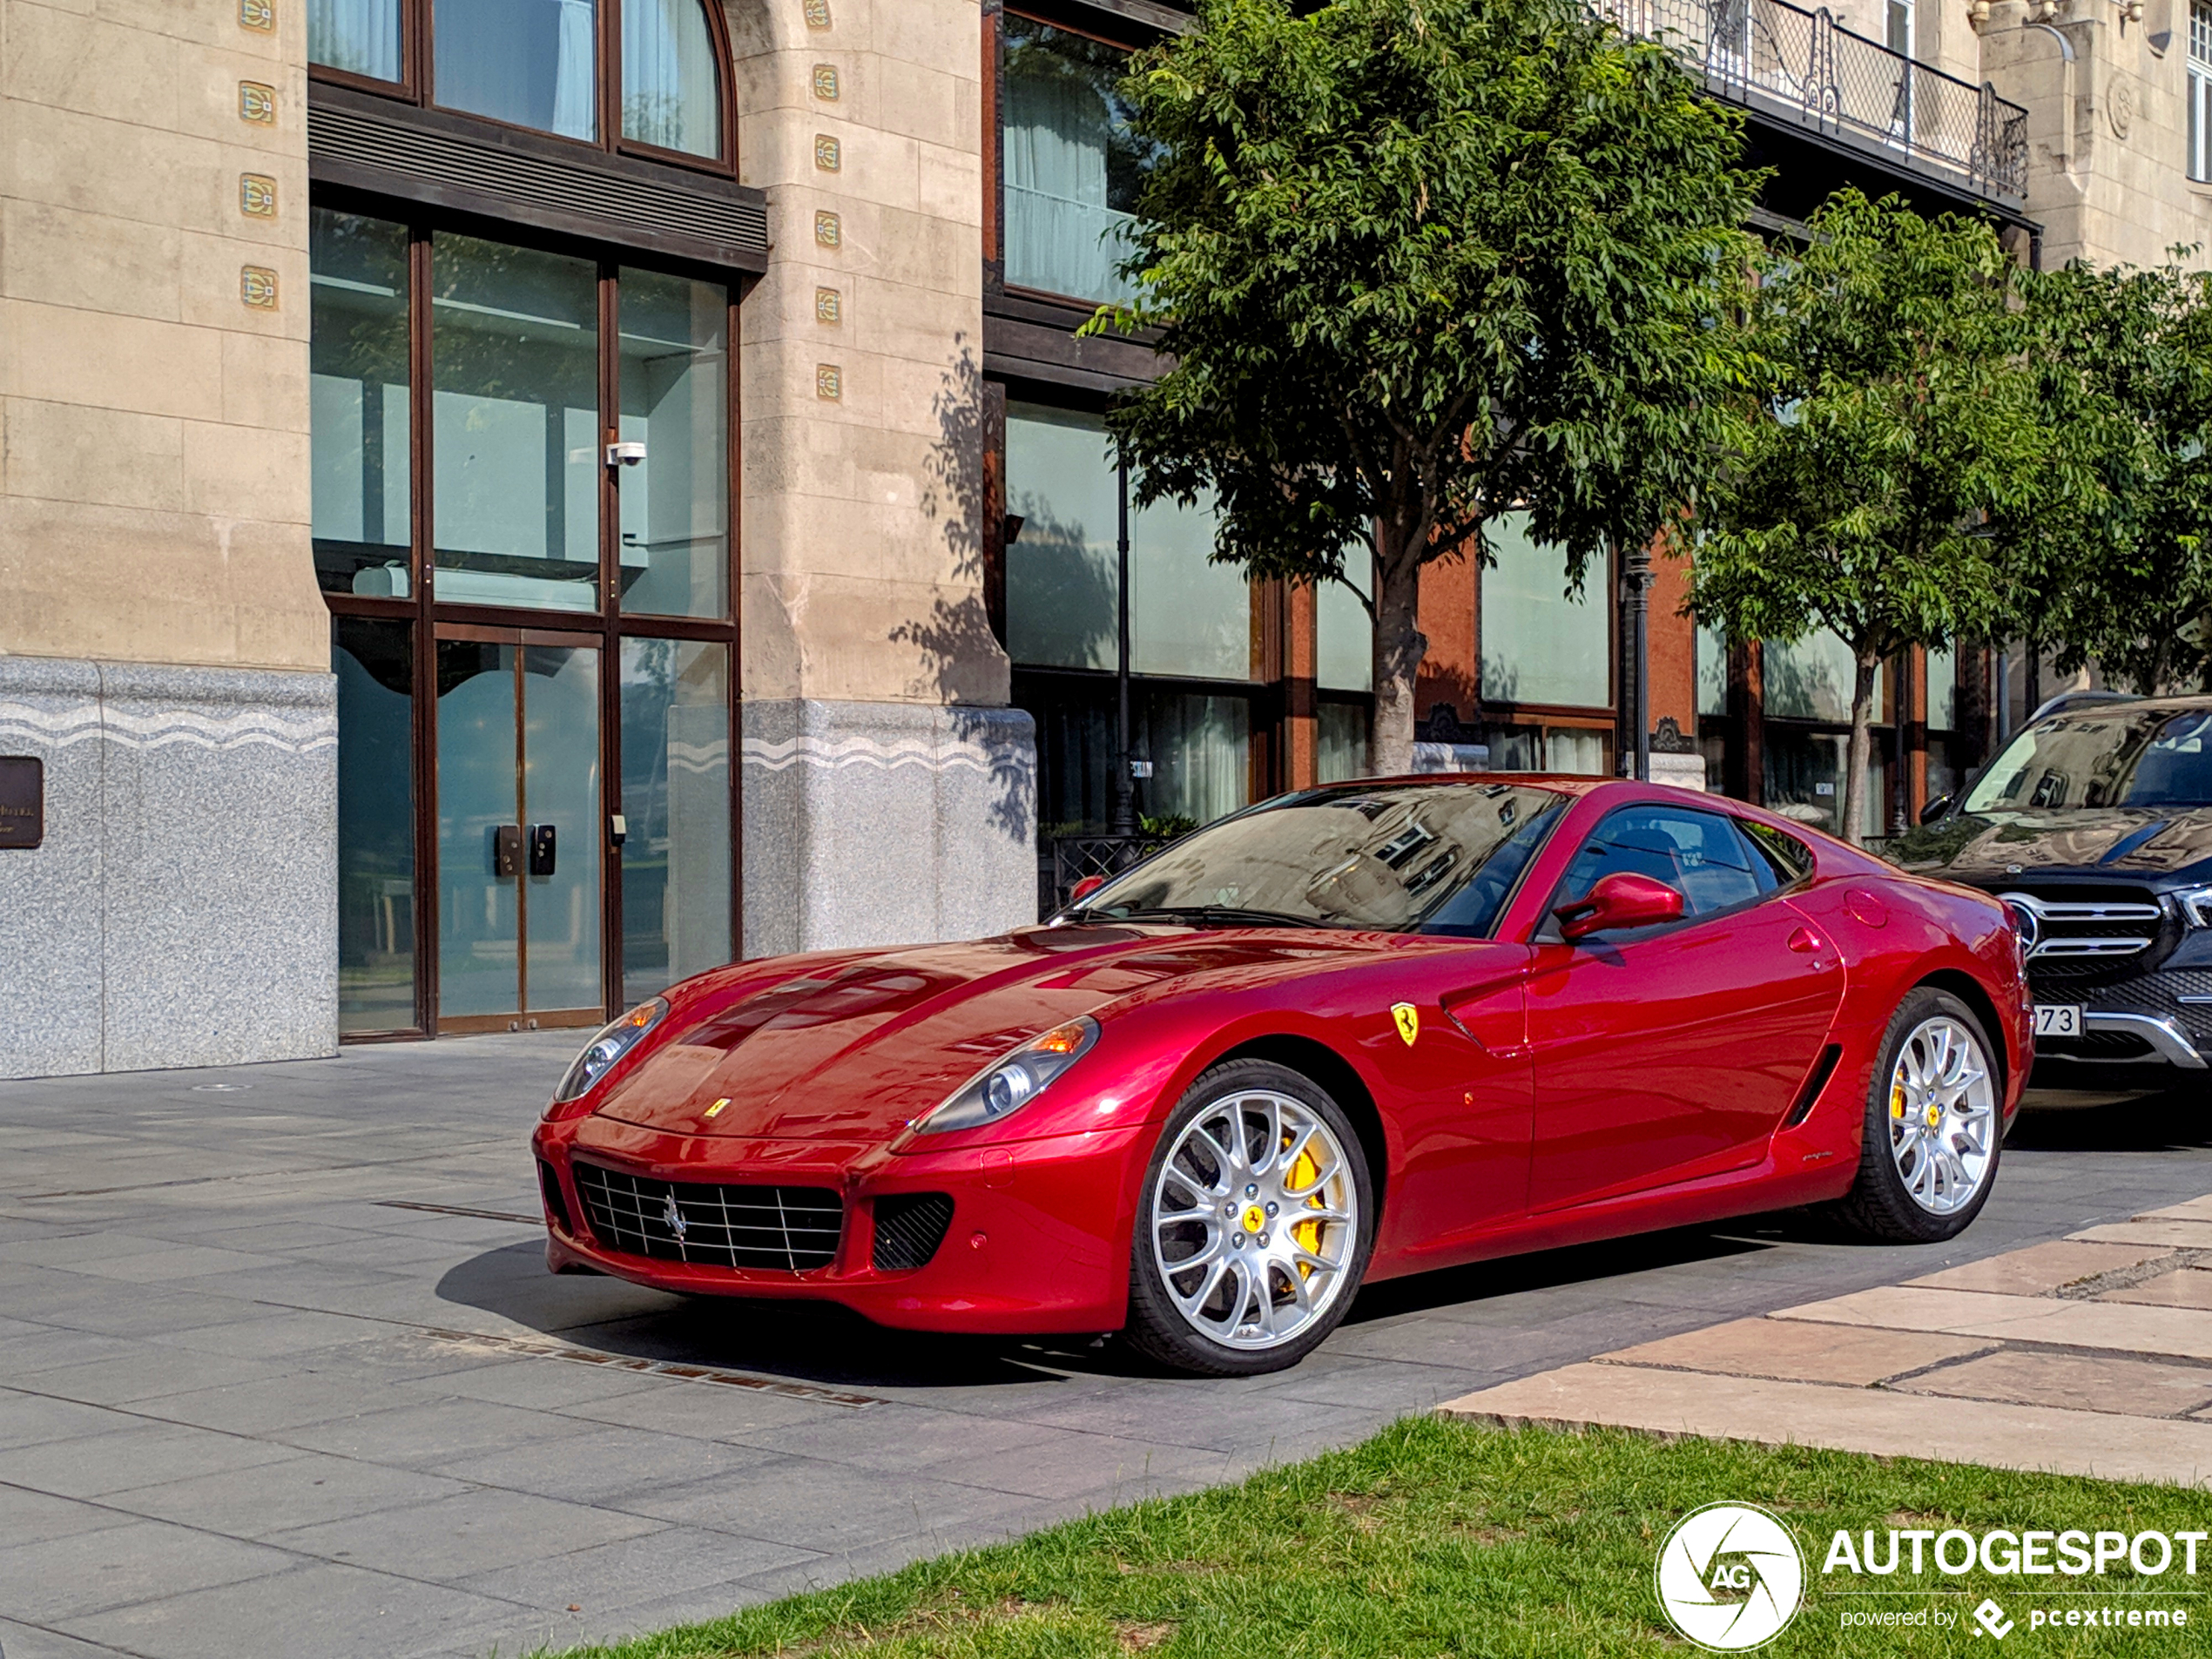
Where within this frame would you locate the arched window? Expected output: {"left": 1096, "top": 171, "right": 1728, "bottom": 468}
{"left": 310, "top": 0, "right": 725, "bottom": 165}
{"left": 624, "top": 0, "right": 723, "bottom": 158}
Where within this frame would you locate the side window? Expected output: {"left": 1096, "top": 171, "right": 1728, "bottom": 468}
{"left": 1739, "top": 818, "right": 1814, "bottom": 886}
{"left": 1552, "top": 805, "right": 1776, "bottom": 923}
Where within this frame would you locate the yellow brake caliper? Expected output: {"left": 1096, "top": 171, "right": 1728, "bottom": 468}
{"left": 1286, "top": 1139, "right": 1324, "bottom": 1278}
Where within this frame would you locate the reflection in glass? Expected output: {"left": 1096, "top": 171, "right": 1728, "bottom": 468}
{"left": 1764, "top": 632, "right": 1886, "bottom": 722}
{"left": 1007, "top": 404, "right": 1118, "bottom": 671}
{"left": 1317, "top": 701, "right": 1366, "bottom": 784}
{"left": 624, "top": 0, "right": 721, "bottom": 156}
{"left": 311, "top": 210, "right": 411, "bottom": 597}
{"left": 1479, "top": 514, "right": 1609, "bottom": 708}
{"left": 1696, "top": 624, "right": 1729, "bottom": 718}
{"left": 335, "top": 618, "right": 416, "bottom": 1033}
{"left": 1131, "top": 488, "right": 1252, "bottom": 681}
{"left": 1927, "top": 644, "right": 1957, "bottom": 732}
{"left": 311, "top": 0, "right": 401, "bottom": 81}
{"left": 1317, "top": 562, "right": 1373, "bottom": 693}
{"left": 1002, "top": 17, "right": 1144, "bottom": 302}
{"left": 1764, "top": 729, "right": 1885, "bottom": 840}
{"left": 435, "top": 641, "right": 522, "bottom": 1020}
{"left": 523, "top": 645, "right": 603, "bottom": 1011}
{"left": 621, "top": 639, "right": 732, "bottom": 1000}
{"left": 431, "top": 234, "right": 599, "bottom": 612}
{"left": 617, "top": 271, "right": 729, "bottom": 617}
{"left": 435, "top": 0, "right": 597, "bottom": 139}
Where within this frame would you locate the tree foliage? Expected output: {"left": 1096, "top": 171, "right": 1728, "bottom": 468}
{"left": 1997, "top": 258, "right": 2212, "bottom": 695}
{"left": 1093, "top": 0, "right": 1760, "bottom": 772}
{"left": 1690, "top": 190, "right": 2047, "bottom": 844}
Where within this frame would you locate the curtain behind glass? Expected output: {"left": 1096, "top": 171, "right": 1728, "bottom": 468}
{"left": 435, "top": 0, "right": 597, "bottom": 141}
{"left": 1317, "top": 702, "right": 1366, "bottom": 784}
{"left": 1926, "top": 644, "right": 1957, "bottom": 732}
{"left": 1479, "top": 513, "right": 1609, "bottom": 708}
{"left": 624, "top": 0, "right": 721, "bottom": 156}
{"left": 1007, "top": 403, "right": 1118, "bottom": 670}
{"left": 1696, "top": 624, "right": 1729, "bottom": 718}
{"left": 1139, "top": 692, "right": 1249, "bottom": 827}
{"left": 1002, "top": 18, "right": 1141, "bottom": 303}
{"left": 312, "top": 0, "right": 401, "bottom": 79}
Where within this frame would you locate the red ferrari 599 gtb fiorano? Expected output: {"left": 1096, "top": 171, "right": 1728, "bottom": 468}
{"left": 534, "top": 777, "right": 2031, "bottom": 1375}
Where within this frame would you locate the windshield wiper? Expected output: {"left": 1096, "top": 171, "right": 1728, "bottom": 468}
{"left": 1087, "top": 905, "right": 1339, "bottom": 931}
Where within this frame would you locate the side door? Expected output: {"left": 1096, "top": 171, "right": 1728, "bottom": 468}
{"left": 1524, "top": 803, "right": 1844, "bottom": 1211}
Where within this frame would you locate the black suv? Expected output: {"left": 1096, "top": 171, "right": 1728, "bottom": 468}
{"left": 1892, "top": 692, "right": 2212, "bottom": 1084}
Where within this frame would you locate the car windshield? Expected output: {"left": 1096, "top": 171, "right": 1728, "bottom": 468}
{"left": 1073, "top": 783, "right": 1571, "bottom": 935}
{"left": 1962, "top": 706, "right": 2212, "bottom": 812}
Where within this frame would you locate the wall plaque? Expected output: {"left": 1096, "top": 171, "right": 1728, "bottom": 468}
{"left": 0, "top": 757, "right": 43, "bottom": 849}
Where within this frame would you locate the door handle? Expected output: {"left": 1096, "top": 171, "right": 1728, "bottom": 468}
{"left": 492, "top": 823, "right": 522, "bottom": 879}
{"left": 528, "top": 823, "right": 557, "bottom": 878}
{"left": 1787, "top": 926, "right": 1826, "bottom": 955}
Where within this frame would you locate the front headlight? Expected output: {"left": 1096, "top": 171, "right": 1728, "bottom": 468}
{"left": 2178, "top": 886, "right": 2212, "bottom": 928}
{"left": 552, "top": 998, "right": 667, "bottom": 1104}
{"left": 915, "top": 1016, "right": 1100, "bottom": 1135}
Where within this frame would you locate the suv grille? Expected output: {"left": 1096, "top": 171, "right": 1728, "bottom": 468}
{"left": 2002, "top": 886, "right": 2165, "bottom": 978}
{"left": 572, "top": 1163, "right": 842, "bottom": 1271}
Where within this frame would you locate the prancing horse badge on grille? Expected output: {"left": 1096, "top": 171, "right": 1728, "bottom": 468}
{"left": 661, "top": 1193, "right": 687, "bottom": 1239}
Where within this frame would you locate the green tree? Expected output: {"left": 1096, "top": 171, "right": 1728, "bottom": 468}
{"left": 2000, "top": 257, "right": 2212, "bottom": 695}
{"left": 1089, "top": 0, "right": 1759, "bottom": 773}
{"left": 1691, "top": 190, "right": 2046, "bottom": 845}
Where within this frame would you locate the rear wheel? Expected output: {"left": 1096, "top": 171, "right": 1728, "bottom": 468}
{"left": 1123, "top": 1059, "right": 1374, "bottom": 1377}
{"left": 1829, "top": 988, "right": 2001, "bottom": 1243}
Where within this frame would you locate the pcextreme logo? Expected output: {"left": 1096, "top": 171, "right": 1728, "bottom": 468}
{"left": 1656, "top": 1503, "right": 1806, "bottom": 1651}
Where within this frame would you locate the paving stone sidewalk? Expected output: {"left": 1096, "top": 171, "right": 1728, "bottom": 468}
{"left": 3, "top": 1039, "right": 2209, "bottom": 1659}
{"left": 1442, "top": 1191, "right": 2212, "bottom": 1486}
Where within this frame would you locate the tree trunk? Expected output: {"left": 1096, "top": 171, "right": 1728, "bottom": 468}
{"left": 1369, "top": 554, "right": 1426, "bottom": 776}
{"left": 1840, "top": 648, "right": 1880, "bottom": 848}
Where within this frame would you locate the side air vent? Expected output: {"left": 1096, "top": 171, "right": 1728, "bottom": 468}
{"left": 308, "top": 91, "right": 768, "bottom": 271}
{"left": 536, "top": 1159, "right": 571, "bottom": 1235}
{"left": 1783, "top": 1043, "right": 1843, "bottom": 1129}
{"left": 873, "top": 1193, "right": 955, "bottom": 1272}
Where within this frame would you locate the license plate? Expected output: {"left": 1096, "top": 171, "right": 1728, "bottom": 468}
{"left": 2034, "top": 1004, "right": 2082, "bottom": 1038}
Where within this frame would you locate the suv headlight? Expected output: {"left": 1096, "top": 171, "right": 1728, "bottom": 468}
{"left": 552, "top": 998, "right": 667, "bottom": 1104}
{"left": 2179, "top": 887, "right": 2212, "bottom": 929}
{"left": 915, "top": 1017, "right": 1100, "bottom": 1135}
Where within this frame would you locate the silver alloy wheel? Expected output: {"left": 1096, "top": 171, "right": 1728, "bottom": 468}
{"left": 1150, "top": 1089, "right": 1359, "bottom": 1351}
{"left": 1887, "top": 1015, "right": 1998, "bottom": 1216}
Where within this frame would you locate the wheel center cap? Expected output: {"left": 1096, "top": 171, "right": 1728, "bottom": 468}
{"left": 1241, "top": 1204, "right": 1267, "bottom": 1236}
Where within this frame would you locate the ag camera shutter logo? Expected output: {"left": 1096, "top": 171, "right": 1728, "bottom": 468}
{"left": 1656, "top": 1502, "right": 1806, "bottom": 1650}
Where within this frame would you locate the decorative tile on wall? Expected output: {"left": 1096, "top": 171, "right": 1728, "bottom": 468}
{"left": 815, "top": 287, "right": 842, "bottom": 324}
{"left": 240, "top": 266, "right": 279, "bottom": 309}
{"left": 814, "top": 211, "right": 841, "bottom": 248}
{"left": 239, "top": 174, "right": 277, "bottom": 218}
{"left": 804, "top": 0, "right": 833, "bottom": 28}
{"left": 816, "top": 364, "right": 843, "bottom": 401}
{"left": 813, "top": 64, "right": 840, "bottom": 101}
{"left": 239, "top": 82, "right": 276, "bottom": 125}
{"left": 239, "top": 0, "right": 275, "bottom": 31}
{"left": 814, "top": 134, "right": 841, "bottom": 172}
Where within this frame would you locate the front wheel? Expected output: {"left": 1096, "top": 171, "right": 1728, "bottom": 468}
{"left": 1123, "top": 1060, "right": 1374, "bottom": 1377}
{"left": 1828, "top": 988, "right": 2002, "bottom": 1243}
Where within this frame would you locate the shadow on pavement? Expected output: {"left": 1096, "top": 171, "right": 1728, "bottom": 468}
{"left": 2007, "top": 1082, "right": 2212, "bottom": 1152}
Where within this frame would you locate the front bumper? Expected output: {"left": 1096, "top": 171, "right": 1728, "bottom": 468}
{"left": 2031, "top": 968, "right": 2212, "bottom": 1070}
{"left": 530, "top": 1113, "right": 1153, "bottom": 1334}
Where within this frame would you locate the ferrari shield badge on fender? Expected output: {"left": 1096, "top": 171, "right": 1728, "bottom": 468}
{"left": 1391, "top": 1003, "right": 1420, "bottom": 1046}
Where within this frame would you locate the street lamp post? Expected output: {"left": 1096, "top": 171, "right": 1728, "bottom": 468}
{"left": 1624, "top": 537, "right": 1653, "bottom": 782}
{"left": 1111, "top": 455, "right": 1136, "bottom": 835}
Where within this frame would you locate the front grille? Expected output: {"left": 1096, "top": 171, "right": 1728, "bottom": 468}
{"left": 872, "top": 1193, "right": 955, "bottom": 1272}
{"left": 572, "top": 1162, "right": 842, "bottom": 1271}
{"left": 537, "top": 1159, "right": 571, "bottom": 1236}
{"left": 2004, "top": 884, "right": 2169, "bottom": 982}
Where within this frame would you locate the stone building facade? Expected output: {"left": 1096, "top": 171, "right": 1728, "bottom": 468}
{"left": 0, "top": 0, "right": 2199, "bottom": 1078}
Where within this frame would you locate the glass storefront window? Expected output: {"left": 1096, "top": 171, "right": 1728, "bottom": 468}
{"left": 435, "top": 0, "right": 597, "bottom": 140}
{"left": 1764, "top": 730, "right": 1885, "bottom": 840}
{"left": 624, "top": 0, "right": 722, "bottom": 156}
{"left": 1002, "top": 16, "right": 1144, "bottom": 303}
{"left": 1317, "top": 701, "right": 1366, "bottom": 783}
{"left": 1480, "top": 514, "right": 1610, "bottom": 708}
{"left": 1696, "top": 624, "right": 1728, "bottom": 718}
{"left": 1927, "top": 644, "right": 1957, "bottom": 732}
{"left": 1317, "top": 562, "right": 1373, "bottom": 693}
{"left": 312, "top": 211, "right": 412, "bottom": 597}
{"left": 311, "top": 0, "right": 402, "bottom": 81}
{"left": 334, "top": 618, "right": 416, "bottom": 1033}
{"left": 1137, "top": 692, "right": 1249, "bottom": 827}
{"left": 620, "top": 639, "right": 732, "bottom": 1000}
{"left": 617, "top": 270, "right": 729, "bottom": 617}
{"left": 430, "top": 234, "right": 600, "bottom": 612}
{"left": 1131, "top": 490, "right": 1253, "bottom": 682}
{"left": 1007, "top": 405, "right": 1118, "bottom": 671}
{"left": 1017, "top": 671, "right": 1252, "bottom": 834}
{"left": 1764, "top": 632, "right": 1886, "bottom": 722}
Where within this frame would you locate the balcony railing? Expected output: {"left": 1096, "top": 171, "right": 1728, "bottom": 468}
{"left": 1605, "top": 0, "right": 2029, "bottom": 202}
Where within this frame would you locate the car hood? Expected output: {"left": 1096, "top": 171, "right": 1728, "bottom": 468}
{"left": 1889, "top": 806, "right": 2212, "bottom": 885}
{"left": 590, "top": 926, "right": 1393, "bottom": 1142}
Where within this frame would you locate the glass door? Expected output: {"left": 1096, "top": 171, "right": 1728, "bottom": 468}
{"left": 435, "top": 630, "right": 604, "bottom": 1030}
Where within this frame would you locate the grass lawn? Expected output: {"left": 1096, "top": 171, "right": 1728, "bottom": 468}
{"left": 551, "top": 1417, "right": 2210, "bottom": 1656}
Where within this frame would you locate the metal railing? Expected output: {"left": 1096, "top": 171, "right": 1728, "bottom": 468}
{"left": 1605, "top": 0, "right": 2029, "bottom": 202}
{"left": 1038, "top": 833, "right": 1170, "bottom": 920}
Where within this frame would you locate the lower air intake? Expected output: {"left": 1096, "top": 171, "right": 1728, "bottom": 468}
{"left": 572, "top": 1162, "right": 842, "bottom": 1271}
{"left": 872, "top": 1192, "right": 955, "bottom": 1272}
{"left": 537, "top": 1158, "right": 571, "bottom": 1235}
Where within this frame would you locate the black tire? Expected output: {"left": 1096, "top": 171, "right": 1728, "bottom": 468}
{"left": 1827, "top": 987, "right": 2002, "bottom": 1243}
{"left": 1123, "top": 1058, "right": 1376, "bottom": 1377}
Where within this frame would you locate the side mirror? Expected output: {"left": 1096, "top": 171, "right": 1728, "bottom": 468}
{"left": 1552, "top": 872, "right": 1686, "bottom": 942}
{"left": 1919, "top": 793, "right": 1955, "bottom": 826}
{"left": 1069, "top": 874, "right": 1106, "bottom": 905}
